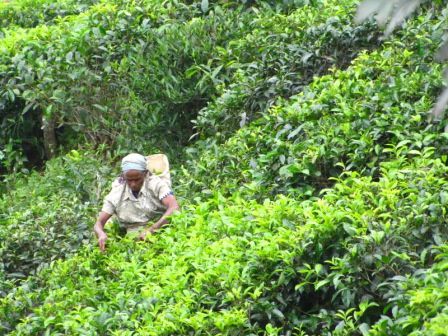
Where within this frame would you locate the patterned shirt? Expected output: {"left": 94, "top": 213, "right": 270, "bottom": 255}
{"left": 101, "top": 174, "right": 173, "bottom": 230}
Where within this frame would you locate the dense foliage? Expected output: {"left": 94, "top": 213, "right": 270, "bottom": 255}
{"left": 180, "top": 11, "right": 447, "bottom": 199}
{"left": 0, "top": 0, "right": 99, "bottom": 29}
{"left": 0, "top": 150, "right": 113, "bottom": 290}
{"left": 0, "top": 0, "right": 377, "bottom": 171}
{"left": 2, "top": 152, "right": 448, "bottom": 334}
{"left": 2, "top": 0, "right": 448, "bottom": 335}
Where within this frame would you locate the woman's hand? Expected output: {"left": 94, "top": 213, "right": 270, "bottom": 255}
{"left": 94, "top": 211, "right": 112, "bottom": 252}
{"left": 138, "top": 226, "right": 155, "bottom": 241}
{"left": 98, "top": 231, "right": 108, "bottom": 252}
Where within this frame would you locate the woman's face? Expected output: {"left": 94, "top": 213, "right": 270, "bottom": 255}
{"left": 123, "top": 170, "right": 145, "bottom": 192}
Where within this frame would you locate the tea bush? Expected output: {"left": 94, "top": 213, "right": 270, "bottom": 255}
{"left": 2, "top": 0, "right": 448, "bottom": 334}
{"left": 0, "top": 0, "right": 377, "bottom": 170}
{"left": 0, "top": 150, "right": 114, "bottom": 293}
{"left": 0, "top": 0, "right": 269, "bottom": 261}
{"left": 0, "top": 0, "right": 208, "bottom": 163}
{"left": 0, "top": 0, "right": 99, "bottom": 29}
{"left": 194, "top": 0, "right": 379, "bottom": 141}
{"left": 2, "top": 152, "right": 447, "bottom": 334}
{"left": 367, "top": 248, "right": 448, "bottom": 335}
{"left": 179, "top": 9, "right": 448, "bottom": 200}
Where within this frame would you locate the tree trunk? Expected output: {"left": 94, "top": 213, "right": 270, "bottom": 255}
{"left": 41, "top": 114, "right": 57, "bottom": 159}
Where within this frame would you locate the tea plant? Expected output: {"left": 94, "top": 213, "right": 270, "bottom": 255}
{"left": 0, "top": 0, "right": 376, "bottom": 167}
{"left": 2, "top": 150, "right": 448, "bottom": 334}
{"left": 178, "top": 7, "right": 448, "bottom": 200}
{"left": 0, "top": 150, "right": 114, "bottom": 293}
{"left": 0, "top": 0, "right": 99, "bottom": 29}
{"left": 366, "top": 246, "right": 448, "bottom": 335}
{"left": 194, "top": 0, "right": 379, "bottom": 141}
{"left": 2, "top": 0, "right": 448, "bottom": 334}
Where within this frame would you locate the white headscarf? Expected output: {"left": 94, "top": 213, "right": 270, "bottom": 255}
{"left": 121, "top": 153, "right": 147, "bottom": 172}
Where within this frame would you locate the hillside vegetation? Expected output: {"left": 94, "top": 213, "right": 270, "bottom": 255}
{"left": 1, "top": 0, "right": 448, "bottom": 335}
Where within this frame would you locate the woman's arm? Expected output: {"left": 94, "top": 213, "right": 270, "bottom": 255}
{"left": 139, "top": 195, "right": 180, "bottom": 240}
{"left": 94, "top": 211, "right": 112, "bottom": 252}
{"left": 150, "top": 195, "right": 180, "bottom": 232}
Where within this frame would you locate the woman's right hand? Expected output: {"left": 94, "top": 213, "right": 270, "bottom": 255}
{"left": 94, "top": 211, "right": 112, "bottom": 252}
{"left": 98, "top": 231, "right": 108, "bottom": 252}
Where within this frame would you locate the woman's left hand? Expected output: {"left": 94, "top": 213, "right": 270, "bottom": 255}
{"left": 138, "top": 226, "right": 156, "bottom": 241}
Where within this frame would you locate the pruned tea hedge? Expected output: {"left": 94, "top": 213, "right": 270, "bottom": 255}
{"left": 2, "top": 0, "right": 448, "bottom": 335}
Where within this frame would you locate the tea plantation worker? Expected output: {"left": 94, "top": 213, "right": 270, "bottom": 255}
{"left": 93, "top": 153, "right": 179, "bottom": 252}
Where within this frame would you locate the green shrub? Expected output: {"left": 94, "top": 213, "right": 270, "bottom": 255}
{"left": 0, "top": 0, "right": 99, "bottom": 29}
{"left": 0, "top": 150, "right": 114, "bottom": 292}
{"left": 367, "top": 247, "right": 448, "bottom": 335}
{"left": 0, "top": 0, "right": 374, "bottom": 169}
{"left": 178, "top": 13, "right": 447, "bottom": 200}
{"left": 2, "top": 152, "right": 448, "bottom": 334}
{"left": 194, "top": 0, "right": 379, "bottom": 141}
{"left": 2, "top": 0, "right": 448, "bottom": 335}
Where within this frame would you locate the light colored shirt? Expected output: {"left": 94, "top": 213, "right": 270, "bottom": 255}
{"left": 101, "top": 175, "right": 173, "bottom": 231}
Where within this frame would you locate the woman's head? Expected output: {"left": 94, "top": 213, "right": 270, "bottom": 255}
{"left": 121, "top": 153, "right": 147, "bottom": 192}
